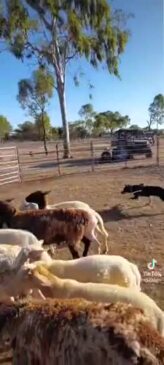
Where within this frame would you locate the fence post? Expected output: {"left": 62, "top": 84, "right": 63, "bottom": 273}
{"left": 156, "top": 134, "right": 160, "bottom": 166}
{"left": 56, "top": 144, "right": 61, "bottom": 176}
{"left": 16, "top": 147, "right": 22, "bottom": 182}
{"left": 90, "top": 140, "right": 95, "bottom": 172}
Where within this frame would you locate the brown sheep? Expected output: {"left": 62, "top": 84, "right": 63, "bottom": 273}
{"left": 0, "top": 201, "right": 100, "bottom": 259}
{"left": 0, "top": 300, "right": 163, "bottom": 365}
{"left": 19, "top": 190, "right": 109, "bottom": 254}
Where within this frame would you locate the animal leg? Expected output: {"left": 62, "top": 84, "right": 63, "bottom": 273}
{"left": 86, "top": 231, "right": 102, "bottom": 254}
{"left": 130, "top": 193, "right": 139, "bottom": 200}
{"left": 81, "top": 236, "right": 91, "bottom": 256}
{"left": 103, "top": 237, "right": 109, "bottom": 255}
{"left": 31, "top": 289, "right": 46, "bottom": 300}
{"left": 68, "top": 243, "right": 80, "bottom": 259}
{"left": 144, "top": 196, "right": 151, "bottom": 206}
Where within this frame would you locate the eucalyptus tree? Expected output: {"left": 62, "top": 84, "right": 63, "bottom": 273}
{"left": 1, "top": 0, "right": 129, "bottom": 157}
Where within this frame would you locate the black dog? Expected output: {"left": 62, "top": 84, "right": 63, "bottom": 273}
{"left": 131, "top": 186, "right": 164, "bottom": 201}
{"left": 121, "top": 184, "right": 144, "bottom": 194}
{"left": 121, "top": 184, "right": 164, "bottom": 204}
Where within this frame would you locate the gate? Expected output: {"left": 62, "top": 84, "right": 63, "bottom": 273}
{"left": 0, "top": 146, "right": 21, "bottom": 186}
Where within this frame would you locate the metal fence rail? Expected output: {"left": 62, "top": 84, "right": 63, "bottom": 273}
{"left": 0, "top": 137, "right": 163, "bottom": 183}
{"left": 16, "top": 136, "right": 160, "bottom": 181}
{"left": 0, "top": 146, "right": 21, "bottom": 185}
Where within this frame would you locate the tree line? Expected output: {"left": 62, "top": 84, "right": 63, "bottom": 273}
{"left": 1, "top": 93, "right": 164, "bottom": 147}
{"left": 0, "top": 1, "right": 163, "bottom": 154}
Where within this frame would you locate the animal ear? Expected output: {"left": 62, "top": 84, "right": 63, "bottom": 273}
{"left": 38, "top": 239, "right": 44, "bottom": 246}
{"left": 43, "top": 190, "right": 51, "bottom": 195}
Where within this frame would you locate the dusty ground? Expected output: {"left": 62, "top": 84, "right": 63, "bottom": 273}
{"left": 0, "top": 165, "right": 164, "bottom": 307}
{"left": 0, "top": 165, "right": 164, "bottom": 364}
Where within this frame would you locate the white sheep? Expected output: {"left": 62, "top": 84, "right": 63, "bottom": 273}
{"left": 0, "top": 229, "right": 44, "bottom": 247}
{"left": 0, "top": 242, "right": 51, "bottom": 274}
{"left": 34, "top": 255, "right": 141, "bottom": 290}
{"left": 26, "top": 264, "right": 164, "bottom": 336}
{"left": 0, "top": 243, "right": 52, "bottom": 301}
{"left": 21, "top": 191, "right": 109, "bottom": 253}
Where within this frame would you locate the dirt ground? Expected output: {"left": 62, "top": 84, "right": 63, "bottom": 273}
{"left": 0, "top": 165, "right": 164, "bottom": 363}
{"left": 0, "top": 165, "right": 164, "bottom": 307}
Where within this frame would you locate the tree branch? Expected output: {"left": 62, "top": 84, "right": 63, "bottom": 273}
{"left": 65, "top": 50, "right": 79, "bottom": 63}
{"left": 27, "top": 2, "right": 52, "bottom": 32}
{"left": 51, "top": 17, "right": 65, "bottom": 84}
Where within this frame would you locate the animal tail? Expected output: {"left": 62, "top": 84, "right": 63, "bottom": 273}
{"left": 94, "top": 211, "right": 109, "bottom": 253}
{"left": 94, "top": 212, "right": 108, "bottom": 238}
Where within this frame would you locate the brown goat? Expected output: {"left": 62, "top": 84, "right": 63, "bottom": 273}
{"left": 0, "top": 300, "right": 164, "bottom": 365}
{"left": 0, "top": 201, "right": 99, "bottom": 259}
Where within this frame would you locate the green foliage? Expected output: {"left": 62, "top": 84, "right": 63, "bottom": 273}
{"left": 35, "top": 112, "right": 52, "bottom": 139}
{"left": 75, "top": 107, "right": 130, "bottom": 136}
{"left": 17, "top": 67, "right": 54, "bottom": 115}
{"left": 1, "top": 0, "right": 130, "bottom": 156}
{"left": 51, "top": 127, "right": 59, "bottom": 139}
{"left": 93, "top": 111, "right": 130, "bottom": 134}
{"left": 14, "top": 118, "right": 54, "bottom": 140}
{"left": 69, "top": 120, "right": 89, "bottom": 139}
{"left": 78, "top": 103, "right": 95, "bottom": 133}
{"left": 17, "top": 68, "right": 54, "bottom": 153}
{"left": 0, "top": 115, "right": 12, "bottom": 138}
{"left": 129, "top": 124, "right": 141, "bottom": 130}
{"left": 149, "top": 94, "right": 164, "bottom": 128}
{"left": 15, "top": 121, "right": 38, "bottom": 140}
{"left": 79, "top": 103, "right": 94, "bottom": 119}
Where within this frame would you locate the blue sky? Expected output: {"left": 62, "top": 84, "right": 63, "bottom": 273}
{"left": 0, "top": 0, "right": 163, "bottom": 129}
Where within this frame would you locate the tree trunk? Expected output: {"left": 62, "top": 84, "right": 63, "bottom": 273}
{"left": 57, "top": 82, "right": 70, "bottom": 159}
{"left": 41, "top": 111, "right": 48, "bottom": 155}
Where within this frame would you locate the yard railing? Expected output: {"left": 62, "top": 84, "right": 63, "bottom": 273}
{"left": 0, "top": 136, "right": 163, "bottom": 183}
{"left": 0, "top": 146, "right": 21, "bottom": 186}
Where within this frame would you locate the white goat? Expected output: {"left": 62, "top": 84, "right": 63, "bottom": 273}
{"left": 0, "top": 229, "right": 43, "bottom": 247}
{"left": 33, "top": 255, "right": 141, "bottom": 290}
{"left": 26, "top": 264, "right": 164, "bottom": 336}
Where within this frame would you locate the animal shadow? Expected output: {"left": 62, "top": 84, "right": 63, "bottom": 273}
{"left": 98, "top": 205, "right": 164, "bottom": 223}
